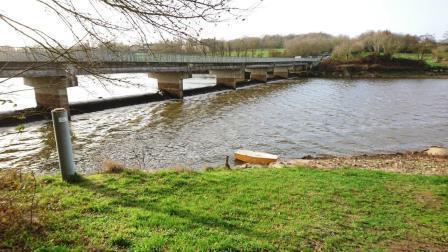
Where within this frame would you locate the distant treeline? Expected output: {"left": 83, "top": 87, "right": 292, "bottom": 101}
{"left": 148, "top": 31, "right": 448, "bottom": 63}
{"left": 7, "top": 30, "right": 444, "bottom": 63}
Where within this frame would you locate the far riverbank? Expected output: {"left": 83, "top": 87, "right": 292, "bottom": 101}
{"left": 237, "top": 148, "right": 448, "bottom": 176}
{"left": 312, "top": 55, "right": 448, "bottom": 79}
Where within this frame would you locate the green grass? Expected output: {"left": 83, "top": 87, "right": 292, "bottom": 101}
{"left": 2, "top": 167, "right": 448, "bottom": 251}
{"left": 340, "top": 52, "right": 447, "bottom": 69}
{"left": 228, "top": 48, "right": 286, "bottom": 57}
{"left": 393, "top": 53, "right": 445, "bottom": 68}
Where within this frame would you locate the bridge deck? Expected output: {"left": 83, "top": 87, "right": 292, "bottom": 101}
{"left": 0, "top": 48, "right": 320, "bottom": 78}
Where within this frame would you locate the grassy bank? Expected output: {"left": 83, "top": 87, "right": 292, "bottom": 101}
{"left": 393, "top": 53, "right": 447, "bottom": 68}
{"left": 1, "top": 167, "right": 447, "bottom": 251}
{"left": 228, "top": 48, "right": 286, "bottom": 57}
{"left": 354, "top": 52, "right": 447, "bottom": 68}
{"left": 317, "top": 54, "right": 448, "bottom": 79}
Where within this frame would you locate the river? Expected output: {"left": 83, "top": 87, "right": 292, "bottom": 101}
{"left": 1, "top": 77, "right": 447, "bottom": 173}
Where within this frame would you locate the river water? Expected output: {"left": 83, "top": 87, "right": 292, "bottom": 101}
{"left": 1, "top": 77, "right": 447, "bottom": 173}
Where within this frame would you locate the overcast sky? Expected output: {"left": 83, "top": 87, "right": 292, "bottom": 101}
{"left": 0, "top": 0, "right": 447, "bottom": 46}
{"left": 210, "top": 0, "right": 448, "bottom": 40}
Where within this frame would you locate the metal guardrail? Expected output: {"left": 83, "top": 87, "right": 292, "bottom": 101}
{"left": 0, "top": 47, "right": 320, "bottom": 64}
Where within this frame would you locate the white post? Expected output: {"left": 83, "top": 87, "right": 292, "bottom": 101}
{"left": 51, "top": 108, "right": 76, "bottom": 182}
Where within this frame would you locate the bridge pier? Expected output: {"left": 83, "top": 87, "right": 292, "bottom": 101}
{"left": 273, "top": 66, "right": 289, "bottom": 78}
{"left": 289, "top": 65, "right": 308, "bottom": 76}
{"left": 149, "top": 72, "right": 189, "bottom": 99}
{"left": 209, "top": 69, "right": 245, "bottom": 89}
{"left": 247, "top": 68, "right": 268, "bottom": 83}
{"left": 24, "top": 76, "right": 77, "bottom": 113}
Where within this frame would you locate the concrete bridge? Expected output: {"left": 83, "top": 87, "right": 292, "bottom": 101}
{"left": 0, "top": 48, "right": 320, "bottom": 114}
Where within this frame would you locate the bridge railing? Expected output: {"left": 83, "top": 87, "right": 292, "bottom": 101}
{"left": 0, "top": 46, "right": 320, "bottom": 64}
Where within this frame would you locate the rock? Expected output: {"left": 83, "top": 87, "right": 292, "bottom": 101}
{"left": 268, "top": 162, "right": 286, "bottom": 169}
{"left": 343, "top": 68, "right": 351, "bottom": 78}
{"left": 234, "top": 163, "right": 265, "bottom": 169}
{"left": 424, "top": 147, "right": 448, "bottom": 157}
{"left": 233, "top": 163, "right": 250, "bottom": 169}
{"left": 284, "top": 159, "right": 312, "bottom": 166}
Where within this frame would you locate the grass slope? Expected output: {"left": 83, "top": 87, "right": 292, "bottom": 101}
{"left": 353, "top": 52, "right": 446, "bottom": 68}
{"left": 2, "top": 167, "right": 448, "bottom": 251}
{"left": 393, "top": 53, "right": 445, "bottom": 68}
{"left": 228, "top": 49, "right": 286, "bottom": 57}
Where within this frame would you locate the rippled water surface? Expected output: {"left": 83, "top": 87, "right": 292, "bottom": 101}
{"left": 1, "top": 78, "right": 447, "bottom": 173}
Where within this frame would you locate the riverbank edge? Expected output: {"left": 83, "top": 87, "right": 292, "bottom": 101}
{"left": 309, "top": 68, "right": 448, "bottom": 79}
{"left": 263, "top": 150, "right": 448, "bottom": 176}
{"left": 97, "top": 147, "right": 447, "bottom": 176}
{"left": 25, "top": 148, "right": 448, "bottom": 178}
{"left": 314, "top": 54, "right": 448, "bottom": 79}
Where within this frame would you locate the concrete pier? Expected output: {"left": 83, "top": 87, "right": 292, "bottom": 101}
{"left": 248, "top": 68, "right": 268, "bottom": 83}
{"left": 209, "top": 70, "right": 245, "bottom": 89}
{"left": 288, "top": 65, "right": 309, "bottom": 76}
{"left": 273, "top": 66, "right": 289, "bottom": 78}
{"left": 24, "top": 76, "right": 77, "bottom": 112}
{"left": 148, "top": 72, "right": 190, "bottom": 99}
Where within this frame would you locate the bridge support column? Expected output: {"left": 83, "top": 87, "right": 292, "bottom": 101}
{"left": 24, "top": 76, "right": 76, "bottom": 113}
{"left": 248, "top": 69, "right": 268, "bottom": 83}
{"left": 209, "top": 70, "right": 245, "bottom": 89}
{"left": 289, "top": 65, "right": 306, "bottom": 74}
{"left": 273, "top": 67, "right": 289, "bottom": 78}
{"left": 149, "top": 72, "right": 189, "bottom": 99}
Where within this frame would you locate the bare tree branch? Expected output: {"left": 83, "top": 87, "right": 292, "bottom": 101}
{"left": 0, "top": 0, "right": 260, "bottom": 93}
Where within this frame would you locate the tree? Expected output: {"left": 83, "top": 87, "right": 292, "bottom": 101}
{"left": 358, "top": 31, "right": 383, "bottom": 55}
{"left": 380, "top": 31, "right": 401, "bottom": 58}
{"left": 332, "top": 37, "right": 353, "bottom": 61}
{"left": 242, "top": 37, "right": 261, "bottom": 57}
{"left": 417, "top": 35, "right": 436, "bottom": 60}
{"left": 358, "top": 31, "right": 413, "bottom": 57}
{"left": 260, "top": 35, "right": 284, "bottom": 49}
{"left": 0, "top": 0, "right": 254, "bottom": 64}
{"left": 284, "top": 33, "right": 337, "bottom": 57}
{"left": 399, "top": 34, "right": 420, "bottom": 53}
{"left": 432, "top": 45, "right": 448, "bottom": 63}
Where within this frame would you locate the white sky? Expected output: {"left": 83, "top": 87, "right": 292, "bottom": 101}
{"left": 207, "top": 0, "right": 448, "bottom": 40}
{"left": 0, "top": 0, "right": 447, "bottom": 46}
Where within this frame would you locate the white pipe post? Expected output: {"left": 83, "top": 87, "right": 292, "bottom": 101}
{"left": 51, "top": 108, "right": 76, "bottom": 182}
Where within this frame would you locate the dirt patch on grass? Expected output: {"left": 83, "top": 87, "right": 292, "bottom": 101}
{"left": 415, "top": 191, "right": 443, "bottom": 210}
{"left": 387, "top": 239, "right": 447, "bottom": 252}
{"left": 306, "top": 152, "right": 448, "bottom": 176}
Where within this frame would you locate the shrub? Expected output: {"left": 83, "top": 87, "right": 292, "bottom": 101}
{"left": 0, "top": 169, "right": 42, "bottom": 250}
{"left": 102, "top": 160, "right": 125, "bottom": 174}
